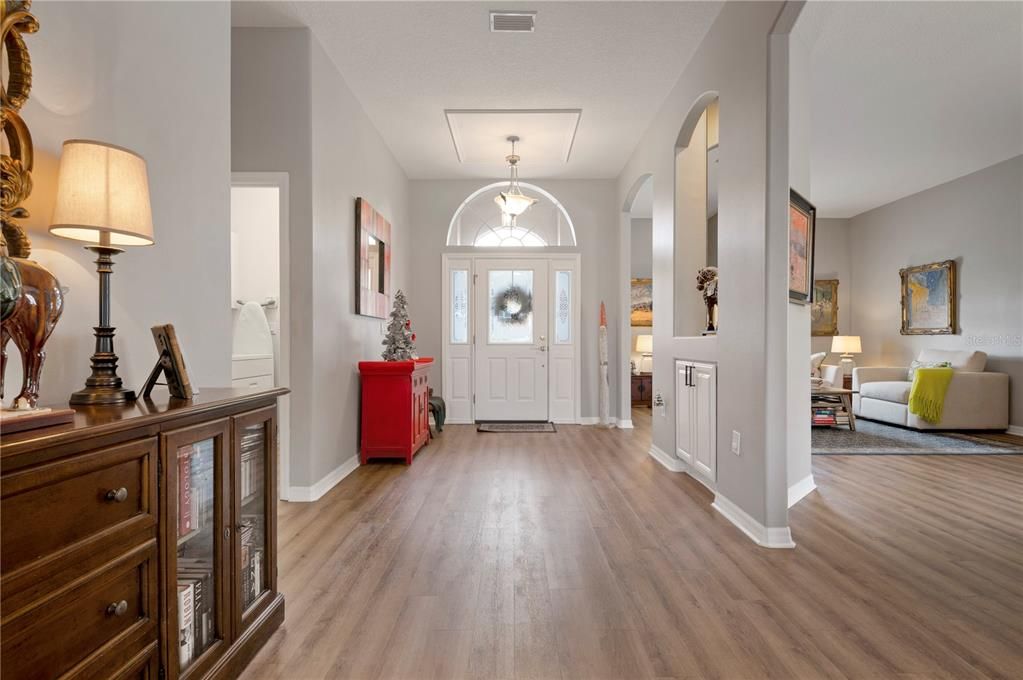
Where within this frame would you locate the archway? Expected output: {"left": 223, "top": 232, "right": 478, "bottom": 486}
{"left": 619, "top": 173, "right": 654, "bottom": 427}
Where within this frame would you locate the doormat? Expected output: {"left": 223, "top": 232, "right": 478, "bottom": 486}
{"left": 477, "top": 422, "right": 557, "bottom": 433}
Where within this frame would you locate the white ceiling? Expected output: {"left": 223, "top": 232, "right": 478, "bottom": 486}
{"left": 232, "top": 1, "right": 723, "bottom": 179}
{"left": 794, "top": 1, "right": 1023, "bottom": 218}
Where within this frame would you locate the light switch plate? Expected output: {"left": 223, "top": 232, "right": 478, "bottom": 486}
{"left": 731, "top": 430, "right": 741, "bottom": 455}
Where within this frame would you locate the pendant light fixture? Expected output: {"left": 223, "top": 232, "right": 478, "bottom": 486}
{"left": 495, "top": 136, "right": 537, "bottom": 218}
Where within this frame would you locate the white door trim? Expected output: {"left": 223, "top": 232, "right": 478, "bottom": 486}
{"left": 231, "top": 172, "right": 291, "bottom": 500}
{"left": 442, "top": 252, "right": 581, "bottom": 424}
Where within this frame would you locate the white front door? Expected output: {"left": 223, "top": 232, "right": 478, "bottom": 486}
{"left": 474, "top": 259, "right": 549, "bottom": 421}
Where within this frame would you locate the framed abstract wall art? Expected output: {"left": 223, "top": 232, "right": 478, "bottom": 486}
{"left": 811, "top": 279, "right": 839, "bottom": 336}
{"left": 788, "top": 189, "right": 816, "bottom": 304}
{"left": 630, "top": 278, "right": 652, "bottom": 327}
{"left": 900, "top": 259, "right": 957, "bottom": 335}
{"left": 355, "top": 197, "right": 391, "bottom": 318}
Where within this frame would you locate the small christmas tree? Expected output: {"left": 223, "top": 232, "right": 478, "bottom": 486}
{"left": 381, "top": 289, "right": 418, "bottom": 361}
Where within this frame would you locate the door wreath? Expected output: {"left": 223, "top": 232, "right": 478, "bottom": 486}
{"left": 492, "top": 285, "right": 533, "bottom": 325}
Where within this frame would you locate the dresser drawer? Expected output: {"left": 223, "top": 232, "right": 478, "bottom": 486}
{"left": 1, "top": 541, "right": 158, "bottom": 680}
{"left": 1, "top": 437, "right": 157, "bottom": 580}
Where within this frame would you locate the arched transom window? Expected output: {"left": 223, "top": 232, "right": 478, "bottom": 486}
{"left": 446, "top": 182, "right": 577, "bottom": 247}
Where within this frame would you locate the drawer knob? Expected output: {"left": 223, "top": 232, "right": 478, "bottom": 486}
{"left": 105, "top": 487, "right": 129, "bottom": 503}
{"left": 106, "top": 600, "right": 128, "bottom": 617}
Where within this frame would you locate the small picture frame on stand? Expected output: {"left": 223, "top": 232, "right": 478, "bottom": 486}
{"left": 141, "top": 324, "right": 194, "bottom": 400}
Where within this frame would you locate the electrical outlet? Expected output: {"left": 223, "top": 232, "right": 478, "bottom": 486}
{"left": 731, "top": 430, "right": 741, "bottom": 455}
{"left": 653, "top": 392, "right": 666, "bottom": 417}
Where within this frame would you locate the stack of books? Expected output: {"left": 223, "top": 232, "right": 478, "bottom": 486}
{"left": 240, "top": 515, "right": 264, "bottom": 609}
{"left": 239, "top": 429, "right": 265, "bottom": 505}
{"left": 812, "top": 407, "right": 837, "bottom": 426}
{"left": 177, "top": 440, "right": 216, "bottom": 541}
{"left": 177, "top": 558, "right": 215, "bottom": 667}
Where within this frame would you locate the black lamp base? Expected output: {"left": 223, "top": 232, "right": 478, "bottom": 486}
{"left": 70, "top": 245, "right": 136, "bottom": 406}
{"left": 70, "top": 384, "right": 136, "bottom": 406}
{"left": 69, "top": 342, "right": 136, "bottom": 406}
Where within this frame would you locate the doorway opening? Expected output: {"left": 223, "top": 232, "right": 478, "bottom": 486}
{"left": 622, "top": 174, "right": 654, "bottom": 427}
{"left": 230, "top": 172, "right": 291, "bottom": 499}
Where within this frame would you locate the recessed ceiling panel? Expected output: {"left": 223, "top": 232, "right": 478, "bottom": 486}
{"left": 445, "top": 109, "right": 581, "bottom": 165}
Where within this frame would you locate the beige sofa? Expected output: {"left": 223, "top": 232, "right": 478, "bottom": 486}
{"left": 852, "top": 349, "right": 1009, "bottom": 430}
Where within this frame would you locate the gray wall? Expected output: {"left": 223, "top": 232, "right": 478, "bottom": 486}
{"left": 11, "top": 1, "right": 232, "bottom": 404}
{"left": 407, "top": 179, "right": 619, "bottom": 419}
{"left": 616, "top": 1, "right": 791, "bottom": 529}
{"left": 233, "top": 28, "right": 411, "bottom": 491}
{"left": 848, "top": 155, "right": 1023, "bottom": 428}
{"left": 630, "top": 218, "right": 653, "bottom": 278}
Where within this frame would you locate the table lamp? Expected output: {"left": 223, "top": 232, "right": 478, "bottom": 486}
{"left": 49, "top": 140, "right": 154, "bottom": 405}
{"left": 831, "top": 335, "right": 861, "bottom": 382}
{"left": 635, "top": 334, "right": 653, "bottom": 373}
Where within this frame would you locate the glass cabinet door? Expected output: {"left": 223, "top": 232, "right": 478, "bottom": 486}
{"left": 163, "top": 420, "right": 230, "bottom": 679}
{"left": 232, "top": 406, "right": 276, "bottom": 632}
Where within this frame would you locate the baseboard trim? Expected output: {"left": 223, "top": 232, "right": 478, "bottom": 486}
{"left": 617, "top": 419, "right": 634, "bottom": 429}
{"left": 286, "top": 454, "right": 359, "bottom": 502}
{"left": 712, "top": 493, "right": 796, "bottom": 549}
{"left": 1008, "top": 425, "right": 1023, "bottom": 436}
{"left": 648, "top": 444, "right": 686, "bottom": 472}
{"left": 579, "top": 416, "right": 627, "bottom": 427}
{"left": 787, "top": 474, "right": 817, "bottom": 508}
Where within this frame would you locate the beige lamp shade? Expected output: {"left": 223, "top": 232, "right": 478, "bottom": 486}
{"left": 831, "top": 335, "right": 862, "bottom": 354}
{"left": 635, "top": 334, "right": 653, "bottom": 354}
{"left": 49, "top": 140, "right": 155, "bottom": 247}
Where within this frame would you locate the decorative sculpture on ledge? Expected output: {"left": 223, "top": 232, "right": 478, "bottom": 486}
{"left": 696, "top": 266, "right": 718, "bottom": 334}
{"left": 1, "top": 0, "right": 65, "bottom": 409}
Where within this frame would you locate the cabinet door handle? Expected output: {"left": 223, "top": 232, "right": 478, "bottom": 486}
{"left": 106, "top": 600, "right": 129, "bottom": 617}
{"left": 105, "top": 487, "right": 129, "bottom": 503}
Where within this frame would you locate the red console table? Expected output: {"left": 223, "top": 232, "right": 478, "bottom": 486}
{"left": 358, "top": 358, "right": 433, "bottom": 464}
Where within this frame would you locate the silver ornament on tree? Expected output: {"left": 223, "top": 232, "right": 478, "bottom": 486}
{"left": 381, "top": 289, "right": 418, "bottom": 361}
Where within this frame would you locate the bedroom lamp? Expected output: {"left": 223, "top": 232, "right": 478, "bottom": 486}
{"left": 831, "top": 335, "right": 862, "bottom": 379}
{"left": 50, "top": 140, "right": 155, "bottom": 405}
{"left": 635, "top": 334, "right": 653, "bottom": 373}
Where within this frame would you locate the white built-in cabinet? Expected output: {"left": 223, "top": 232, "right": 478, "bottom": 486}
{"left": 676, "top": 360, "right": 717, "bottom": 481}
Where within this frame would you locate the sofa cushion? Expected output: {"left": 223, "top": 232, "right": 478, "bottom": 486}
{"left": 811, "top": 352, "right": 827, "bottom": 377}
{"left": 860, "top": 380, "right": 912, "bottom": 404}
{"left": 916, "top": 349, "right": 987, "bottom": 372}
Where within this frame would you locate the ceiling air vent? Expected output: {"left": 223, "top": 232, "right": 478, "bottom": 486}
{"left": 490, "top": 11, "right": 536, "bottom": 33}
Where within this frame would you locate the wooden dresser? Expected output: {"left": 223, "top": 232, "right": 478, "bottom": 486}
{"left": 631, "top": 373, "right": 653, "bottom": 407}
{"left": 358, "top": 359, "right": 432, "bottom": 465}
{"left": 1, "top": 387, "right": 287, "bottom": 680}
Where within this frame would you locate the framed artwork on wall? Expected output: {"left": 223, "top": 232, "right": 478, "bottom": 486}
{"left": 630, "top": 278, "right": 652, "bottom": 327}
{"left": 788, "top": 189, "right": 816, "bottom": 304}
{"left": 355, "top": 197, "right": 391, "bottom": 318}
{"left": 900, "top": 259, "right": 957, "bottom": 335}
{"left": 811, "top": 279, "right": 839, "bottom": 336}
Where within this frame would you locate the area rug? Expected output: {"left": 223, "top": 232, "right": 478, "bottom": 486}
{"left": 813, "top": 420, "right": 1023, "bottom": 455}
{"left": 477, "top": 422, "right": 557, "bottom": 433}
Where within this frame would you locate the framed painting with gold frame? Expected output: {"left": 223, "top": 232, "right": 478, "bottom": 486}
{"left": 630, "top": 278, "right": 652, "bottom": 327}
{"left": 811, "top": 279, "right": 838, "bottom": 336}
{"left": 900, "top": 259, "right": 956, "bottom": 335}
{"left": 355, "top": 197, "right": 391, "bottom": 318}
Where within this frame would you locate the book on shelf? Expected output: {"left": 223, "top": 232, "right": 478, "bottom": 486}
{"left": 179, "top": 558, "right": 215, "bottom": 656}
{"left": 178, "top": 582, "right": 195, "bottom": 667}
{"left": 178, "top": 445, "right": 193, "bottom": 535}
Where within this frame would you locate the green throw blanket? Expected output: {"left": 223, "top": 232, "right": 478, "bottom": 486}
{"left": 908, "top": 367, "right": 954, "bottom": 423}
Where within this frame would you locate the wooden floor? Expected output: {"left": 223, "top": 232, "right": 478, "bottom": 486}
{"left": 244, "top": 410, "right": 1023, "bottom": 679}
